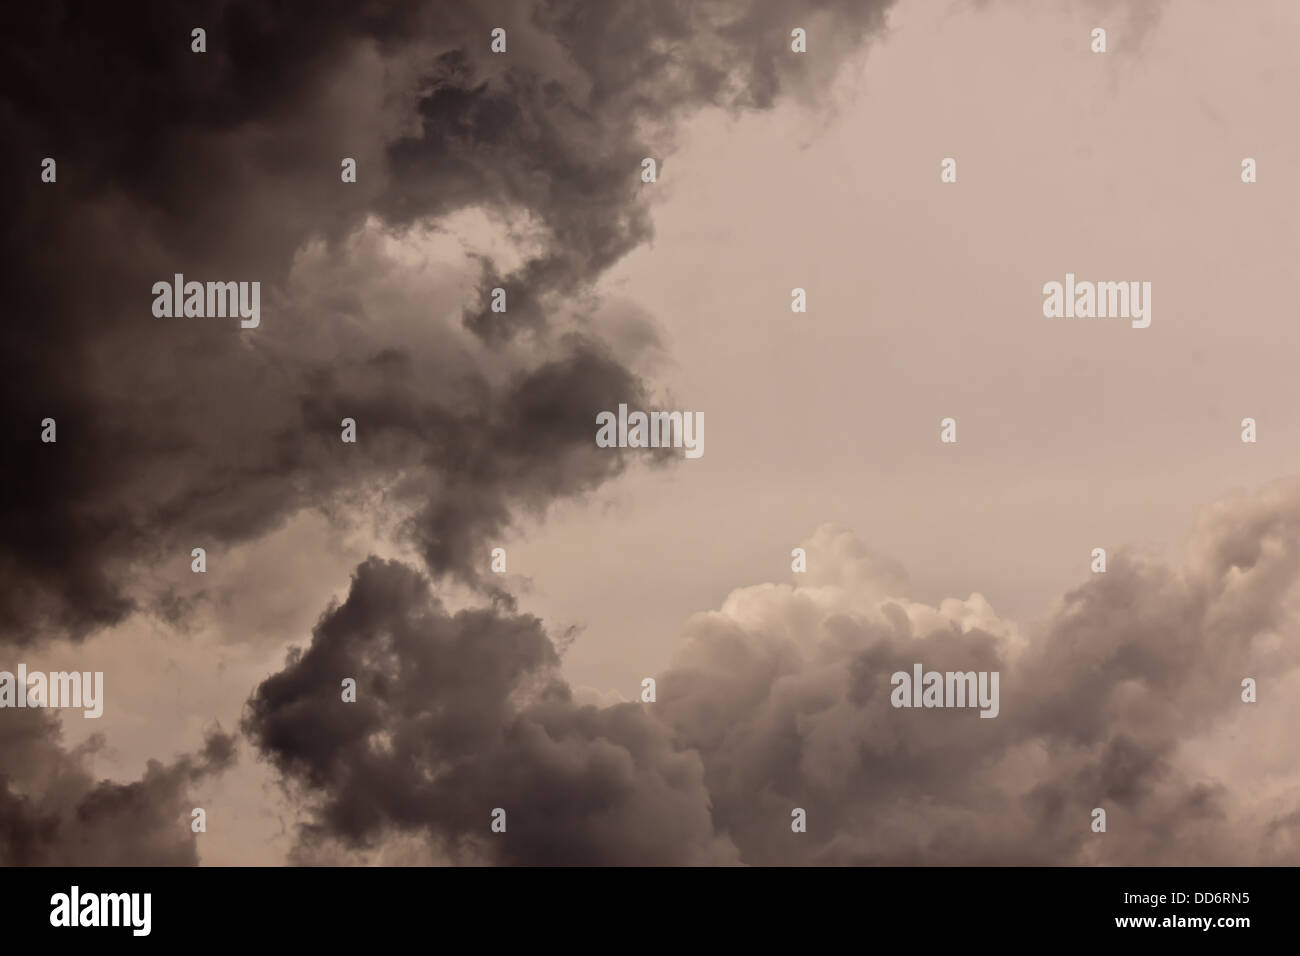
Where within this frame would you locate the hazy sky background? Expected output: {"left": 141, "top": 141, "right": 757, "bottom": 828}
{"left": 8, "top": 0, "right": 1300, "bottom": 865}
{"left": 511, "top": 0, "right": 1300, "bottom": 694}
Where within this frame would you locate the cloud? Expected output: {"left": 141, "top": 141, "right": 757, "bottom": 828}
{"left": 249, "top": 481, "right": 1300, "bottom": 864}
{"left": 243, "top": 557, "right": 738, "bottom": 864}
{"left": 0, "top": 0, "right": 896, "bottom": 643}
{"left": 9, "top": 0, "right": 1278, "bottom": 871}
{"left": 0, "top": 710, "right": 234, "bottom": 865}
{"left": 654, "top": 482, "right": 1300, "bottom": 864}
{"left": 0, "top": 0, "right": 901, "bottom": 867}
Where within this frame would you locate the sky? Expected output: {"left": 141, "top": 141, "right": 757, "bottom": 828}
{"left": 2, "top": 0, "right": 1299, "bottom": 866}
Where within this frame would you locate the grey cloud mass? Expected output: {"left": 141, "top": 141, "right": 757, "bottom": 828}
{"left": 0, "top": 0, "right": 895, "bottom": 640}
{"left": 0, "top": 0, "right": 896, "bottom": 865}
{"left": 248, "top": 481, "right": 1300, "bottom": 864}
{"left": 0, "top": 709, "right": 234, "bottom": 865}
{"left": 9, "top": 0, "right": 1287, "bottom": 871}
{"left": 244, "top": 557, "right": 738, "bottom": 864}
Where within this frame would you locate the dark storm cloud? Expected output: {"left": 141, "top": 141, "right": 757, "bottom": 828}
{"left": 0, "top": 0, "right": 898, "bottom": 868}
{"left": 0, "top": 709, "right": 234, "bottom": 865}
{"left": 5, "top": 0, "right": 907, "bottom": 641}
{"left": 244, "top": 557, "right": 738, "bottom": 864}
{"left": 249, "top": 483, "right": 1300, "bottom": 864}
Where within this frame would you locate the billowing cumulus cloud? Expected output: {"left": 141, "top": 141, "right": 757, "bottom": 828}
{"left": 249, "top": 481, "right": 1300, "bottom": 864}
{"left": 243, "top": 557, "right": 739, "bottom": 864}
{"left": 654, "top": 486, "right": 1300, "bottom": 864}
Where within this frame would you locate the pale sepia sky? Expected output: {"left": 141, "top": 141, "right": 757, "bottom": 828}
{"left": 511, "top": 0, "right": 1300, "bottom": 694}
